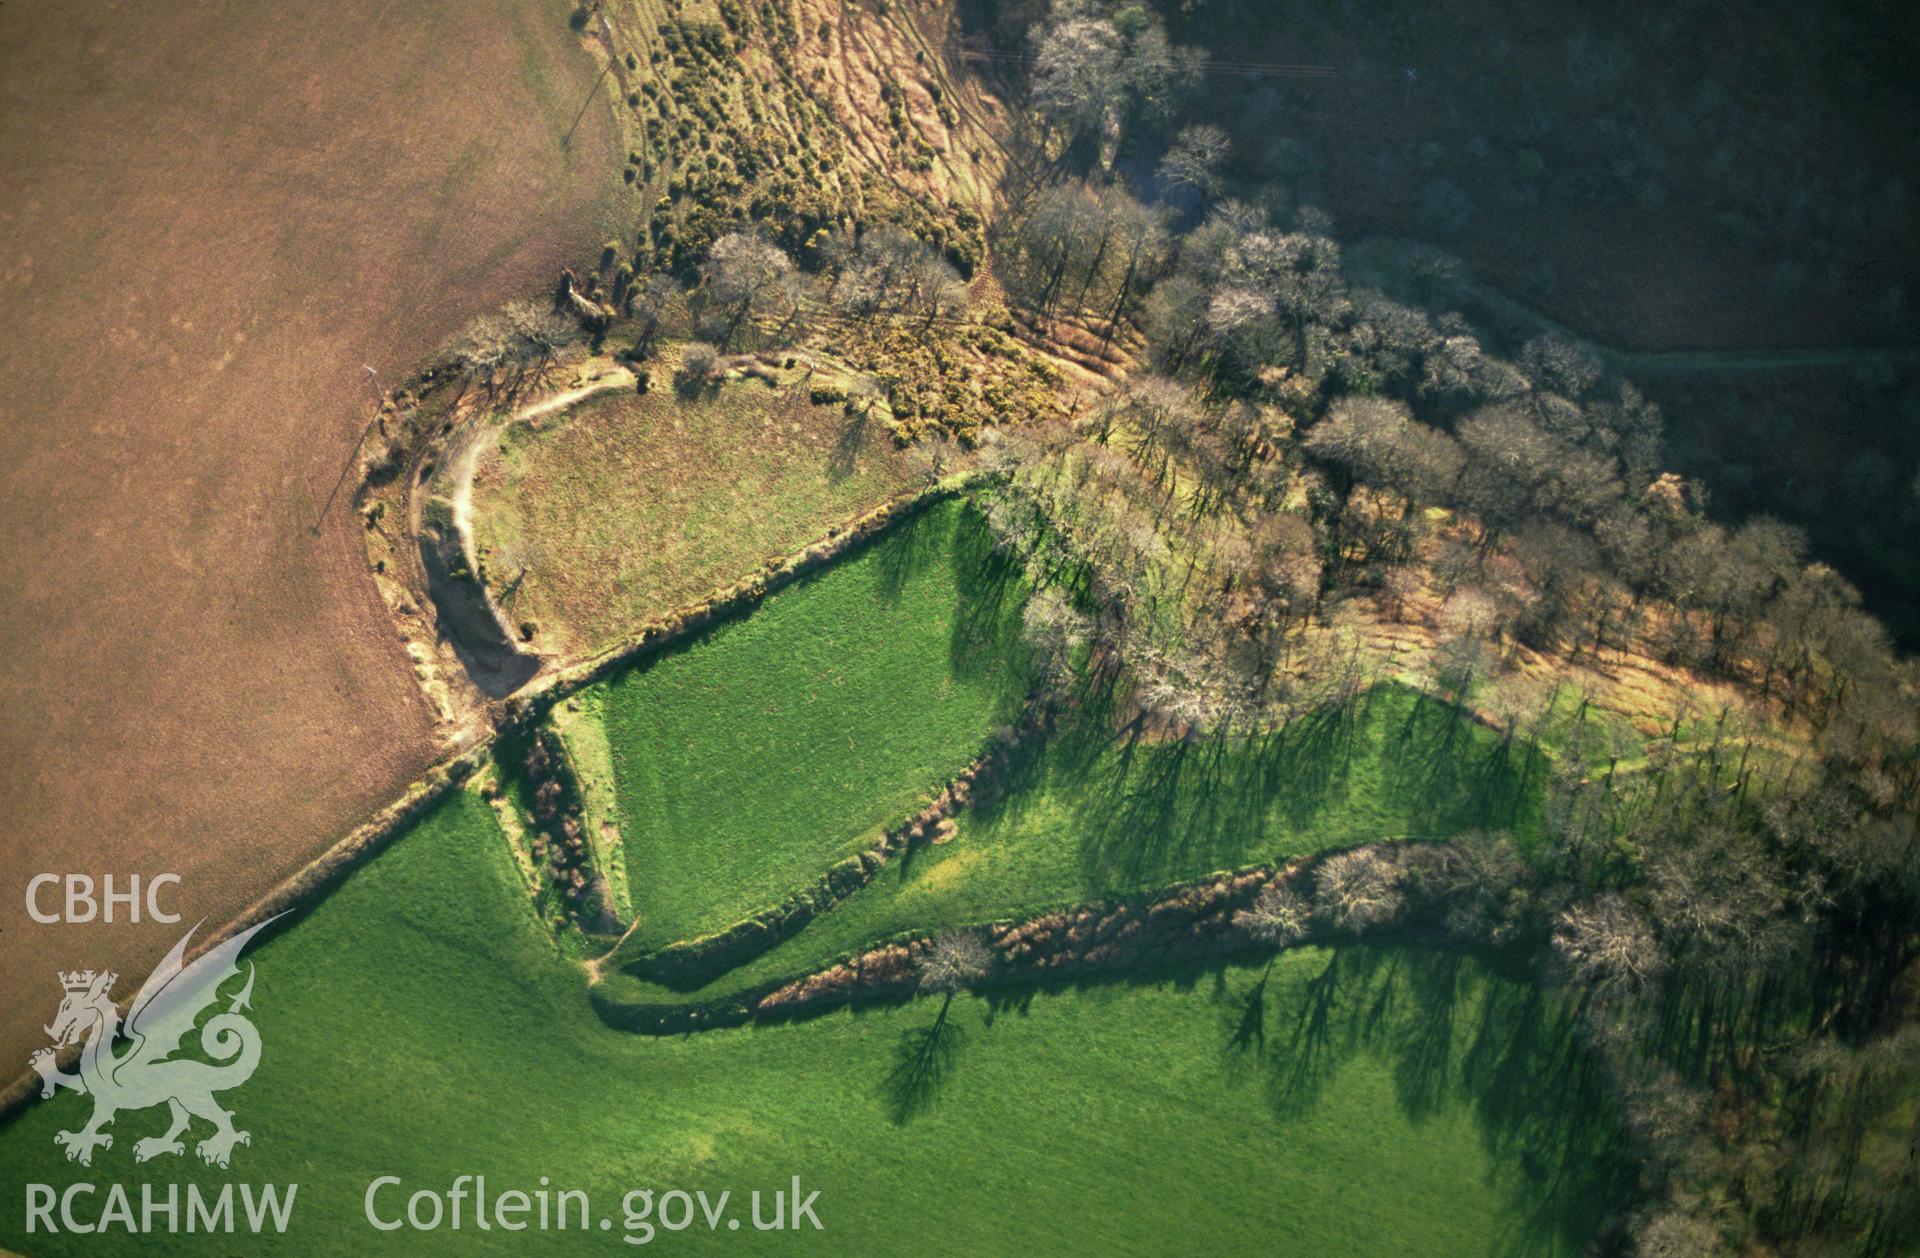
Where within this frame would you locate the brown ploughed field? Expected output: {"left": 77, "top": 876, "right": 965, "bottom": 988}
{"left": 0, "top": 0, "right": 620, "bottom": 1068}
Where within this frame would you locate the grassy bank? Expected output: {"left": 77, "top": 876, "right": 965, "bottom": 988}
{"left": 0, "top": 789, "right": 1621, "bottom": 1256}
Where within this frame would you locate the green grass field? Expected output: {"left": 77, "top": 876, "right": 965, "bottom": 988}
{"left": 603, "top": 681, "right": 1545, "bottom": 1004}
{"left": 0, "top": 790, "right": 1622, "bottom": 1256}
{"left": 585, "top": 497, "right": 1031, "bottom": 953}
{"left": 469, "top": 347, "right": 921, "bottom": 657}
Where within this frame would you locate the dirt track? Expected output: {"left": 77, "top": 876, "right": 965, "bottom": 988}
{"left": 0, "top": 0, "right": 619, "bottom": 1067}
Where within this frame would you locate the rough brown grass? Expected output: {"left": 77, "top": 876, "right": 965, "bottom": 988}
{"left": 468, "top": 345, "right": 922, "bottom": 659}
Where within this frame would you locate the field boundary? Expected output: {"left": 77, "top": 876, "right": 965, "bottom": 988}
{"left": 0, "top": 743, "right": 494, "bottom": 1125}
{"left": 498, "top": 474, "right": 979, "bottom": 726}
{"left": 589, "top": 838, "right": 1455, "bottom": 1035}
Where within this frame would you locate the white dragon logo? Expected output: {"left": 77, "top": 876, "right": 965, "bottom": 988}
{"left": 28, "top": 916, "right": 282, "bottom": 1168}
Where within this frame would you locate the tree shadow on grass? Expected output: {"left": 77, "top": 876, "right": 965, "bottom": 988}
{"left": 1254, "top": 699, "right": 1364, "bottom": 832}
{"left": 1259, "top": 946, "right": 1359, "bottom": 1119}
{"left": 827, "top": 412, "right": 869, "bottom": 483}
{"left": 958, "top": 691, "right": 1112, "bottom": 840}
{"left": 947, "top": 504, "right": 1031, "bottom": 689}
{"left": 884, "top": 995, "right": 969, "bottom": 1125}
{"left": 845, "top": 938, "right": 1627, "bottom": 1251}
{"left": 1241, "top": 943, "right": 1635, "bottom": 1257}
{"left": 1218, "top": 957, "right": 1279, "bottom": 1088}
{"left": 871, "top": 497, "right": 948, "bottom": 606}
{"left": 1068, "top": 696, "right": 1371, "bottom": 892}
{"left": 935, "top": 681, "right": 1554, "bottom": 960}
{"left": 1384, "top": 690, "right": 1539, "bottom": 837}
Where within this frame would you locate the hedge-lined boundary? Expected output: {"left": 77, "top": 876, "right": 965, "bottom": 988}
{"left": 589, "top": 859, "right": 1284, "bottom": 1035}
{"left": 588, "top": 840, "right": 1459, "bottom": 1036}
{"left": 500, "top": 474, "right": 982, "bottom": 729}
{"left": 503, "top": 724, "right": 623, "bottom": 934}
{"left": 0, "top": 745, "right": 492, "bottom": 1124}
{"left": 607, "top": 706, "right": 1051, "bottom": 986}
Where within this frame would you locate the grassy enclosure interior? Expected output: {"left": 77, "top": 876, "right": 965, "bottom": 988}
{"left": 578, "top": 497, "right": 1031, "bottom": 952}
{"left": 468, "top": 348, "right": 923, "bottom": 658}
{"left": 0, "top": 789, "right": 1622, "bottom": 1256}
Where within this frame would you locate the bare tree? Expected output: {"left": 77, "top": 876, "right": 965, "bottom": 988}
{"left": 1021, "top": 587, "right": 1091, "bottom": 697}
{"left": 1520, "top": 334, "right": 1604, "bottom": 400}
{"left": 1552, "top": 894, "right": 1666, "bottom": 996}
{"left": 1631, "top": 1197, "right": 1730, "bottom": 1258}
{"left": 911, "top": 433, "right": 960, "bottom": 485}
{"left": 1205, "top": 285, "right": 1278, "bottom": 368}
{"left": 1248, "top": 512, "right": 1323, "bottom": 619}
{"left": 1647, "top": 836, "right": 1794, "bottom": 984}
{"left": 1435, "top": 830, "right": 1529, "bottom": 943}
{"left": 487, "top": 536, "right": 548, "bottom": 602}
{"left": 1313, "top": 849, "right": 1405, "bottom": 932}
{"left": 1008, "top": 184, "right": 1106, "bottom": 316}
{"left": 886, "top": 928, "right": 993, "bottom": 1125}
{"left": 1089, "top": 373, "right": 1199, "bottom": 457}
{"left": 1158, "top": 124, "right": 1231, "bottom": 196}
{"left": 1093, "top": 191, "right": 1169, "bottom": 343}
{"left": 1456, "top": 404, "right": 1622, "bottom": 542}
{"left": 1027, "top": 4, "right": 1202, "bottom": 160}
{"left": 1304, "top": 395, "right": 1461, "bottom": 507}
{"left": 1028, "top": 15, "right": 1124, "bottom": 146}
{"left": 623, "top": 273, "right": 679, "bottom": 354}
{"left": 1238, "top": 879, "right": 1311, "bottom": 946}
{"left": 700, "top": 232, "right": 797, "bottom": 347}
{"left": 675, "top": 341, "right": 723, "bottom": 395}
{"left": 919, "top": 929, "right": 991, "bottom": 1015}
{"left": 1141, "top": 274, "right": 1211, "bottom": 373}
{"left": 446, "top": 300, "right": 580, "bottom": 396}
{"left": 835, "top": 232, "right": 973, "bottom": 333}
